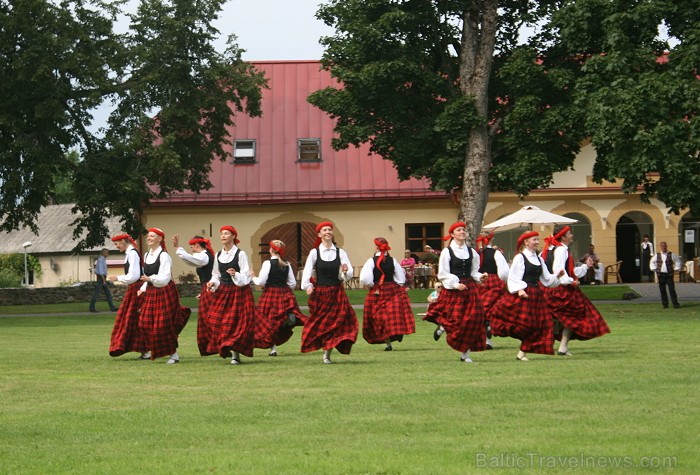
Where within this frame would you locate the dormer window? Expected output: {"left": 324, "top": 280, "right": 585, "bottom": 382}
{"left": 297, "top": 138, "right": 321, "bottom": 162}
{"left": 233, "top": 140, "right": 256, "bottom": 164}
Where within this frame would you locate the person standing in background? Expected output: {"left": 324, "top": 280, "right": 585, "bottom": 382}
{"left": 641, "top": 234, "right": 654, "bottom": 282}
{"left": 649, "top": 241, "right": 681, "bottom": 309}
{"left": 90, "top": 248, "right": 118, "bottom": 313}
{"left": 400, "top": 250, "right": 417, "bottom": 289}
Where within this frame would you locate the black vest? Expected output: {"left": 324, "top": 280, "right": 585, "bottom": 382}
{"left": 266, "top": 259, "right": 290, "bottom": 287}
{"left": 314, "top": 247, "right": 342, "bottom": 286}
{"left": 217, "top": 249, "right": 240, "bottom": 284}
{"left": 522, "top": 253, "right": 542, "bottom": 287}
{"left": 143, "top": 249, "right": 163, "bottom": 277}
{"left": 543, "top": 248, "right": 555, "bottom": 274}
{"left": 448, "top": 246, "right": 473, "bottom": 278}
{"left": 479, "top": 247, "right": 498, "bottom": 274}
{"left": 372, "top": 254, "right": 395, "bottom": 284}
{"left": 124, "top": 248, "right": 143, "bottom": 277}
{"left": 196, "top": 250, "right": 215, "bottom": 284}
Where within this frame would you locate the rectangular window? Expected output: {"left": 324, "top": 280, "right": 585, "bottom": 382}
{"left": 405, "top": 223, "right": 444, "bottom": 253}
{"left": 233, "top": 139, "right": 256, "bottom": 164}
{"left": 297, "top": 138, "right": 321, "bottom": 162}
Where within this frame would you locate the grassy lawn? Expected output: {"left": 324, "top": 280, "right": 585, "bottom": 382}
{"left": 0, "top": 286, "right": 636, "bottom": 315}
{"left": 1, "top": 301, "right": 698, "bottom": 474}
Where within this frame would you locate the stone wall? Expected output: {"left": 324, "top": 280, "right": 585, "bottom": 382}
{"left": 0, "top": 283, "right": 202, "bottom": 306}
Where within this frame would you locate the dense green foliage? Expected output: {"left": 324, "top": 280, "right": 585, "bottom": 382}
{"left": 0, "top": 253, "right": 42, "bottom": 287}
{"left": 0, "top": 0, "right": 267, "bottom": 249}
{"left": 309, "top": 0, "right": 699, "bottom": 233}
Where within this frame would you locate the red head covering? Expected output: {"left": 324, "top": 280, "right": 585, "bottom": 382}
{"left": 189, "top": 237, "right": 215, "bottom": 257}
{"left": 517, "top": 231, "right": 539, "bottom": 251}
{"left": 111, "top": 233, "right": 137, "bottom": 249}
{"left": 443, "top": 221, "right": 467, "bottom": 241}
{"left": 269, "top": 241, "right": 285, "bottom": 258}
{"left": 148, "top": 227, "right": 167, "bottom": 251}
{"left": 540, "top": 226, "right": 576, "bottom": 278}
{"left": 373, "top": 237, "right": 391, "bottom": 285}
{"left": 219, "top": 225, "right": 240, "bottom": 245}
{"left": 540, "top": 225, "right": 570, "bottom": 260}
{"left": 313, "top": 221, "right": 334, "bottom": 248}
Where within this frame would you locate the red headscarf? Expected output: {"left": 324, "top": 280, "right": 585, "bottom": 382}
{"left": 189, "top": 237, "right": 215, "bottom": 257}
{"left": 475, "top": 231, "right": 495, "bottom": 260}
{"left": 148, "top": 227, "right": 167, "bottom": 251}
{"left": 313, "top": 221, "right": 334, "bottom": 248}
{"left": 443, "top": 221, "right": 467, "bottom": 241}
{"left": 516, "top": 231, "right": 539, "bottom": 251}
{"left": 111, "top": 233, "right": 137, "bottom": 249}
{"left": 540, "top": 226, "right": 570, "bottom": 260}
{"left": 540, "top": 226, "right": 576, "bottom": 278}
{"left": 219, "top": 225, "right": 240, "bottom": 245}
{"left": 373, "top": 237, "right": 391, "bottom": 285}
{"left": 269, "top": 241, "right": 285, "bottom": 258}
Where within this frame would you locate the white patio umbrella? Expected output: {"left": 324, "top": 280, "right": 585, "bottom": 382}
{"left": 482, "top": 205, "right": 578, "bottom": 231}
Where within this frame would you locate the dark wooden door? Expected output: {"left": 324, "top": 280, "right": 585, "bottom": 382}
{"left": 258, "top": 222, "right": 318, "bottom": 270}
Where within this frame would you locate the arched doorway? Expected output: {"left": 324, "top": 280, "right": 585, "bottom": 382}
{"left": 680, "top": 212, "right": 700, "bottom": 261}
{"left": 564, "top": 212, "right": 591, "bottom": 261}
{"left": 258, "top": 222, "right": 318, "bottom": 270}
{"left": 616, "top": 211, "right": 653, "bottom": 283}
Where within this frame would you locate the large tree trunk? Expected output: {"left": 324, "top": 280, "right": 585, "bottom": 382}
{"left": 457, "top": 0, "right": 497, "bottom": 241}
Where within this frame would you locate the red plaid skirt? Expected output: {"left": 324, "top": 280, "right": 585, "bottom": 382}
{"left": 208, "top": 283, "right": 257, "bottom": 358}
{"left": 423, "top": 278, "right": 487, "bottom": 353}
{"left": 253, "top": 286, "right": 306, "bottom": 349}
{"left": 196, "top": 283, "right": 218, "bottom": 356}
{"left": 301, "top": 284, "right": 358, "bottom": 354}
{"left": 109, "top": 282, "right": 147, "bottom": 356}
{"left": 542, "top": 285, "right": 611, "bottom": 340}
{"left": 362, "top": 282, "right": 415, "bottom": 344}
{"left": 479, "top": 274, "right": 507, "bottom": 315}
{"left": 488, "top": 285, "right": 554, "bottom": 355}
{"left": 138, "top": 281, "right": 191, "bottom": 359}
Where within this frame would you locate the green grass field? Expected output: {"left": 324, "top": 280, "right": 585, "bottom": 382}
{"left": 1, "top": 298, "right": 697, "bottom": 474}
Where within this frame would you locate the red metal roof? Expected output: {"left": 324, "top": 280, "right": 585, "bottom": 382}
{"left": 153, "top": 60, "right": 446, "bottom": 206}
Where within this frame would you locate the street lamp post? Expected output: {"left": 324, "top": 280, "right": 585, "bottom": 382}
{"left": 22, "top": 241, "right": 32, "bottom": 286}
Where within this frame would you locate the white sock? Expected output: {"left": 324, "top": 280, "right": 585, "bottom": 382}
{"left": 232, "top": 351, "right": 240, "bottom": 360}
{"left": 142, "top": 351, "right": 151, "bottom": 358}
{"left": 437, "top": 326, "right": 445, "bottom": 335}
{"left": 271, "top": 345, "right": 277, "bottom": 352}
{"left": 170, "top": 352, "right": 179, "bottom": 360}
{"left": 461, "top": 350, "right": 471, "bottom": 359}
{"left": 323, "top": 349, "right": 332, "bottom": 359}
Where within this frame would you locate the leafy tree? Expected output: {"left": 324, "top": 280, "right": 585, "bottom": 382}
{"left": 0, "top": 253, "right": 42, "bottom": 288}
{"left": 309, "top": 0, "right": 699, "bottom": 237}
{"left": 50, "top": 151, "right": 80, "bottom": 204}
{"left": 0, "top": 0, "right": 267, "bottom": 249}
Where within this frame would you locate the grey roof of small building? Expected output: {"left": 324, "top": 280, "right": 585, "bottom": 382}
{"left": 0, "top": 204, "right": 123, "bottom": 255}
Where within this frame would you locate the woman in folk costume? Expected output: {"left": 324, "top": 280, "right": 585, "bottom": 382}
{"left": 540, "top": 225, "right": 610, "bottom": 356}
{"left": 251, "top": 240, "right": 306, "bottom": 357}
{"left": 137, "top": 228, "right": 191, "bottom": 364}
{"left": 300, "top": 221, "right": 358, "bottom": 364}
{"left": 206, "top": 225, "right": 257, "bottom": 365}
{"left": 423, "top": 221, "right": 488, "bottom": 363}
{"left": 475, "top": 230, "right": 510, "bottom": 350}
{"left": 488, "top": 231, "right": 563, "bottom": 361}
{"left": 108, "top": 233, "right": 148, "bottom": 359}
{"left": 173, "top": 234, "right": 216, "bottom": 357}
{"left": 359, "top": 237, "right": 416, "bottom": 351}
